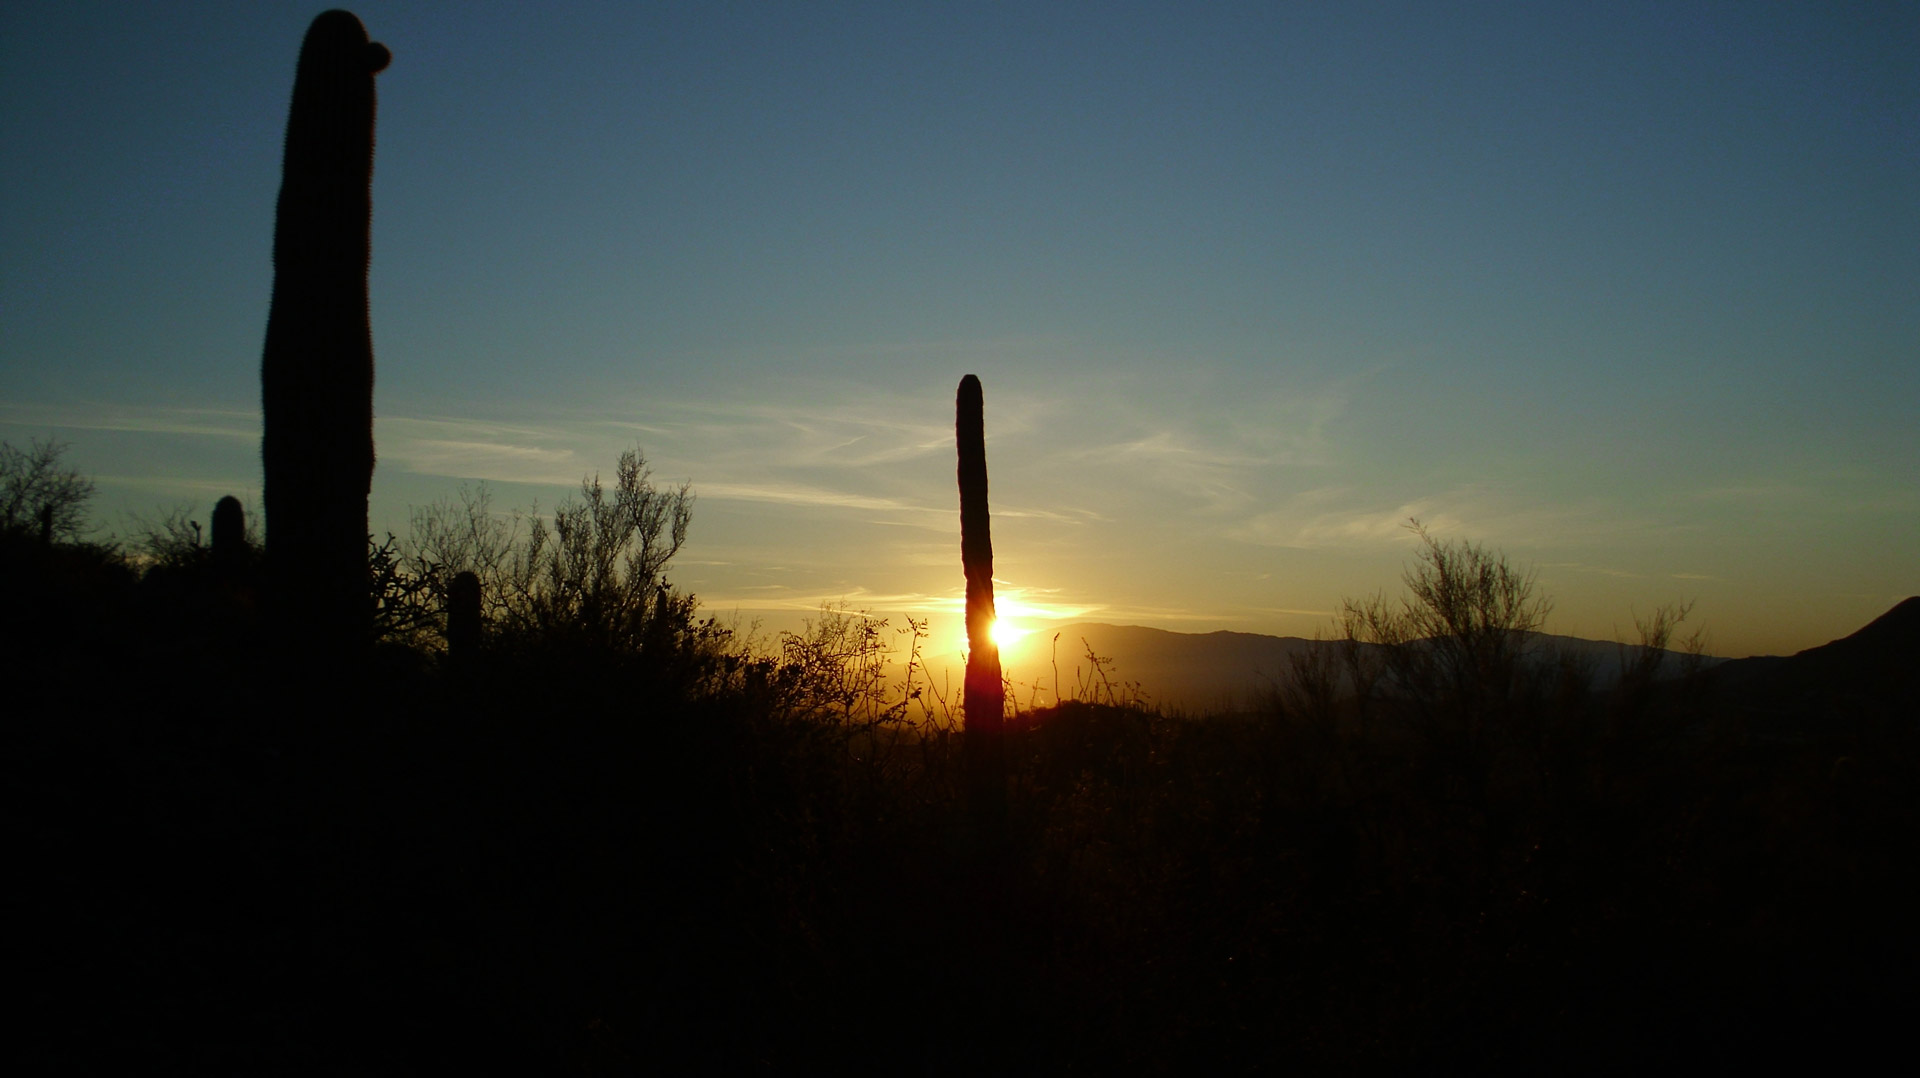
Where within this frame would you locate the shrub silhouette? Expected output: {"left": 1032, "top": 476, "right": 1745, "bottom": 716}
{"left": 1336, "top": 519, "right": 1555, "bottom": 733}
{"left": 400, "top": 448, "right": 694, "bottom": 660}
{"left": 126, "top": 499, "right": 264, "bottom": 576}
{"left": 259, "top": 10, "right": 389, "bottom": 653}
{"left": 402, "top": 482, "right": 516, "bottom": 599}
{"left": 0, "top": 438, "right": 96, "bottom": 545}
{"left": 497, "top": 448, "right": 692, "bottom": 654}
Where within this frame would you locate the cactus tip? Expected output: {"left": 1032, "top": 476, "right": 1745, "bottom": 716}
{"left": 303, "top": 10, "right": 390, "bottom": 74}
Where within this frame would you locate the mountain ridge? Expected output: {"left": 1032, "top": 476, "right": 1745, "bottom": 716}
{"left": 1007, "top": 604, "right": 1919, "bottom": 712}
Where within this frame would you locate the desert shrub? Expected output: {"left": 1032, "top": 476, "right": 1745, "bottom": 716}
{"left": 766, "top": 604, "right": 905, "bottom": 724}
{"left": 369, "top": 532, "right": 443, "bottom": 650}
{"left": 1, "top": 438, "right": 96, "bottom": 545}
{"left": 125, "top": 506, "right": 216, "bottom": 572}
{"left": 1337, "top": 519, "right": 1556, "bottom": 741}
{"left": 401, "top": 481, "right": 522, "bottom": 626}
{"left": 399, "top": 448, "right": 695, "bottom": 660}
{"left": 500, "top": 449, "right": 690, "bottom": 650}
{"left": 125, "top": 501, "right": 265, "bottom": 576}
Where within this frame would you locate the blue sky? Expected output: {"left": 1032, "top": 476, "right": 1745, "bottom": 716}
{"left": 4, "top": 1, "right": 1915, "bottom": 662}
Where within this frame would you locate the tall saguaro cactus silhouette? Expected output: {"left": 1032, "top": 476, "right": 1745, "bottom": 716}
{"left": 957, "top": 374, "right": 1005, "bottom": 736}
{"left": 260, "top": 10, "right": 390, "bottom": 650}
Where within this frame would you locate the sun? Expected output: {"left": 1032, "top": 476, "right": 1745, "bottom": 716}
{"left": 990, "top": 617, "right": 1030, "bottom": 650}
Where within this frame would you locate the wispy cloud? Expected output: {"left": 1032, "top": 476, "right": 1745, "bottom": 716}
{"left": 694, "top": 576, "right": 1120, "bottom": 630}
{"left": 1052, "top": 382, "right": 1347, "bottom": 520}
{"left": 1093, "top": 431, "right": 1273, "bottom": 471}
{"left": 993, "top": 504, "right": 1099, "bottom": 524}
{"left": 1060, "top": 604, "right": 1246, "bottom": 625}
{"left": 376, "top": 416, "right": 586, "bottom": 485}
{"left": 1690, "top": 482, "right": 1808, "bottom": 505}
{"left": 1540, "top": 561, "right": 1646, "bottom": 580}
{"left": 693, "top": 585, "right": 953, "bottom": 616}
{"left": 0, "top": 401, "right": 258, "bottom": 441}
{"left": 1242, "top": 606, "right": 1339, "bottom": 619}
{"left": 1229, "top": 486, "right": 1681, "bottom": 552}
{"left": 92, "top": 474, "right": 260, "bottom": 497}
{"left": 1688, "top": 476, "right": 1919, "bottom": 516}
{"left": 1231, "top": 494, "right": 1447, "bottom": 549}
{"left": 698, "top": 482, "right": 944, "bottom": 518}
{"left": 629, "top": 398, "right": 952, "bottom": 470}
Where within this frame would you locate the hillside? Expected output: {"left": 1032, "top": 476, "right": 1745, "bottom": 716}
{"left": 1011, "top": 624, "right": 1323, "bottom": 710}
{"left": 1022, "top": 621, "right": 1732, "bottom": 711}
{"left": 1706, "top": 596, "right": 1919, "bottom": 732}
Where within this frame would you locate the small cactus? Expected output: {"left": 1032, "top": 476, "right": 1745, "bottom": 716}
{"left": 260, "top": 10, "right": 389, "bottom": 651}
{"left": 210, "top": 495, "right": 245, "bottom": 566}
{"left": 957, "top": 374, "right": 1004, "bottom": 732}
{"left": 446, "top": 570, "right": 482, "bottom": 658}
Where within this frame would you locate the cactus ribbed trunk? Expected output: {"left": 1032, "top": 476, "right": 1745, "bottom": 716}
{"left": 211, "top": 495, "right": 245, "bottom": 568}
{"left": 957, "top": 374, "right": 1004, "bottom": 733}
{"left": 958, "top": 375, "right": 1007, "bottom": 841}
{"left": 446, "top": 570, "right": 482, "bottom": 659}
{"left": 261, "top": 10, "right": 389, "bottom": 653}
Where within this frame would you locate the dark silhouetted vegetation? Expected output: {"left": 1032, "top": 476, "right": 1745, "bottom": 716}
{"left": 7, "top": 452, "right": 1914, "bottom": 1071}
{"left": 1, "top": 437, "right": 96, "bottom": 545}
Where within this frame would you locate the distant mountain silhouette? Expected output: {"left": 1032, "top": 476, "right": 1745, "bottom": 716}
{"left": 1034, "top": 599, "right": 1916, "bottom": 716}
{"left": 1021, "top": 621, "right": 1739, "bottom": 711}
{"left": 1705, "top": 597, "right": 1918, "bottom": 732}
{"left": 1018, "top": 624, "right": 1323, "bottom": 710}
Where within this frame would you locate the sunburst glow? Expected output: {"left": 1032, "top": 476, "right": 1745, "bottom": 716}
{"left": 920, "top": 584, "right": 1106, "bottom": 669}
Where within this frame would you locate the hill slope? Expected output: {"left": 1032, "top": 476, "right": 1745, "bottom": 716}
{"left": 1009, "top": 624, "right": 1321, "bottom": 710}
{"left": 1015, "top": 620, "right": 1743, "bottom": 712}
{"left": 1706, "top": 596, "right": 1919, "bottom": 730}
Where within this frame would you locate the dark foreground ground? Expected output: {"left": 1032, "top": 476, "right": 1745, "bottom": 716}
{"left": 8, "top": 556, "right": 1917, "bottom": 1072}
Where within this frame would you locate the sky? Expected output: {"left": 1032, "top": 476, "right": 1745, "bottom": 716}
{"left": 3, "top": 0, "right": 1915, "bottom": 670}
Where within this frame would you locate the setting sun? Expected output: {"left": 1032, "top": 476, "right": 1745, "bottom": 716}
{"left": 990, "top": 617, "right": 1029, "bottom": 650}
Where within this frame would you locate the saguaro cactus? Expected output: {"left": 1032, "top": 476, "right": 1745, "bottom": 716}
{"left": 210, "top": 495, "right": 246, "bottom": 567}
{"left": 957, "top": 374, "right": 1005, "bottom": 732}
{"left": 260, "top": 10, "right": 390, "bottom": 650}
{"left": 446, "top": 570, "right": 482, "bottom": 659}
